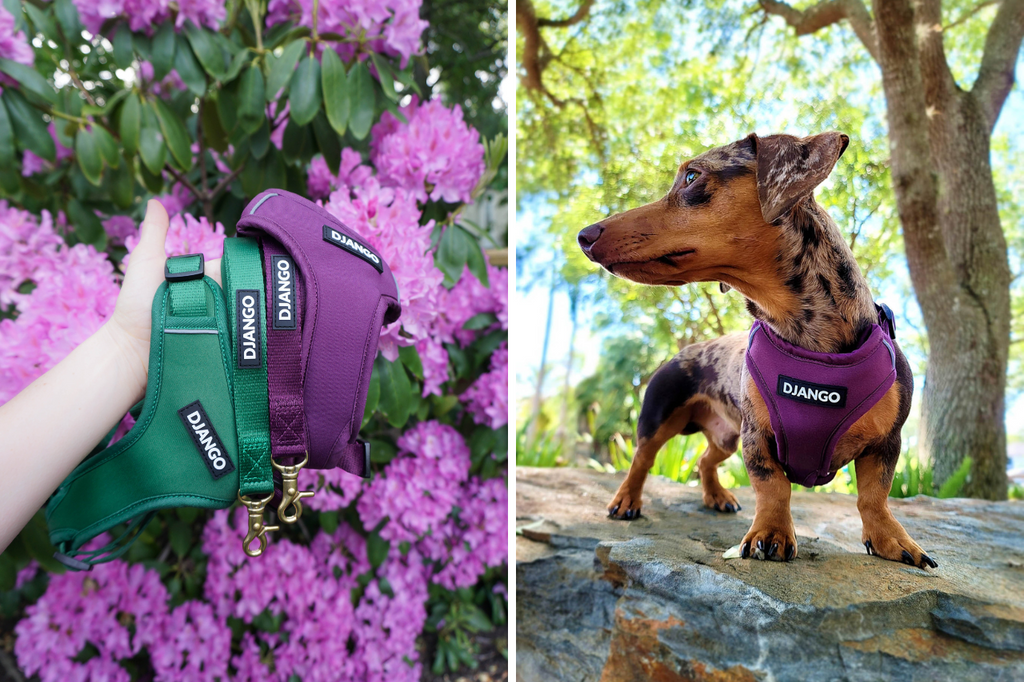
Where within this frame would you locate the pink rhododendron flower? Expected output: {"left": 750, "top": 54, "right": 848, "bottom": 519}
{"left": 371, "top": 97, "right": 485, "bottom": 204}
{"left": 460, "top": 341, "right": 508, "bottom": 428}
{"left": 102, "top": 214, "right": 138, "bottom": 246}
{"left": 155, "top": 182, "right": 195, "bottom": 215}
{"left": 0, "top": 5, "right": 33, "bottom": 93}
{"left": 420, "top": 476, "right": 508, "bottom": 589}
{"left": 14, "top": 561, "right": 38, "bottom": 589}
{"left": 74, "top": 0, "right": 221, "bottom": 35}
{"left": 137, "top": 61, "right": 187, "bottom": 97}
{"left": 358, "top": 421, "right": 471, "bottom": 542}
{"left": 298, "top": 465, "right": 365, "bottom": 511}
{"left": 266, "top": 0, "right": 427, "bottom": 67}
{"left": 21, "top": 124, "right": 74, "bottom": 177}
{"left": 125, "top": 212, "right": 226, "bottom": 260}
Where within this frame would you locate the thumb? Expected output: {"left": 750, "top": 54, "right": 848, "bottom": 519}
{"left": 132, "top": 199, "right": 170, "bottom": 264}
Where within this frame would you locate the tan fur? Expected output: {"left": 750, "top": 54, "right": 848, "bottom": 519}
{"left": 586, "top": 132, "right": 935, "bottom": 569}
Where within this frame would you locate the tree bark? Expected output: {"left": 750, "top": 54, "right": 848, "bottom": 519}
{"left": 763, "top": 0, "right": 1021, "bottom": 499}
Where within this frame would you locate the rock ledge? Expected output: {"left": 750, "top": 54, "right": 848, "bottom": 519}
{"left": 516, "top": 467, "right": 1024, "bottom": 682}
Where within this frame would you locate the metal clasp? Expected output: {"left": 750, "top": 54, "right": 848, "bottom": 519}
{"left": 273, "top": 452, "right": 315, "bottom": 524}
{"left": 238, "top": 491, "right": 279, "bottom": 557}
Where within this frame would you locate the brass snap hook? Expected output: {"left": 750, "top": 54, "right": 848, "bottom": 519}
{"left": 238, "top": 491, "right": 279, "bottom": 557}
{"left": 272, "top": 452, "right": 315, "bottom": 524}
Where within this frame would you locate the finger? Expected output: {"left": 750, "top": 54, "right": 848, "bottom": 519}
{"left": 205, "top": 258, "right": 222, "bottom": 287}
{"left": 132, "top": 199, "right": 170, "bottom": 264}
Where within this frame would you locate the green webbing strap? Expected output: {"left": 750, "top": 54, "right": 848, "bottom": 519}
{"left": 222, "top": 238, "right": 274, "bottom": 497}
{"left": 166, "top": 255, "right": 206, "bottom": 317}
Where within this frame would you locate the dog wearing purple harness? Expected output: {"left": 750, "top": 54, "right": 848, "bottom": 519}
{"left": 577, "top": 132, "right": 937, "bottom": 569}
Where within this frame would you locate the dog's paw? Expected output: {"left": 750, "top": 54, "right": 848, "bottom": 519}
{"left": 607, "top": 487, "right": 642, "bottom": 520}
{"left": 863, "top": 527, "right": 937, "bottom": 569}
{"left": 741, "top": 523, "right": 796, "bottom": 561}
{"left": 703, "top": 487, "right": 741, "bottom": 513}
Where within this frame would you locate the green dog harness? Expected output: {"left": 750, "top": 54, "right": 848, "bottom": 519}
{"left": 48, "top": 255, "right": 242, "bottom": 569}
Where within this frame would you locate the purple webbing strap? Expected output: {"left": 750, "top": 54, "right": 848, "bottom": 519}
{"left": 262, "top": 239, "right": 307, "bottom": 462}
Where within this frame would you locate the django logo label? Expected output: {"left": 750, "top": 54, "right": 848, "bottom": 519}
{"left": 271, "top": 255, "right": 297, "bottom": 330}
{"left": 777, "top": 375, "right": 848, "bottom": 408}
{"left": 236, "top": 289, "right": 261, "bottom": 367}
{"left": 322, "top": 225, "right": 384, "bottom": 272}
{"left": 178, "top": 401, "right": 235, "bottom": 480}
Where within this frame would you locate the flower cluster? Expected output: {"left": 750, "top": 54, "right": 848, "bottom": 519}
{"left": 0, "top": 5, "right": 33, "bottom": 93}
{"left": 461, "top": 341, "right": 509, "bottom": 429}
{"left": 125, "top": 212, "right": 226, "bottom": 260}
{"left": 73, "top": 0, "right": 225, "bottom": 36}
{"left": 266, "top": 0, "right": 427, "bottom": 67}
{"left": 0, "top": 203, "right": 119, "bottom": 404}
{"left": 371, "top": 97, "right": 486, "bottom": 205}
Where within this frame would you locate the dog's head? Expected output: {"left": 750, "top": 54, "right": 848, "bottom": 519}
{"left": 578, "top": 132, "right": 849, "bottom": 288}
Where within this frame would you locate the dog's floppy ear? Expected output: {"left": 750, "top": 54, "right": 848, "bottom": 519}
{"left": 746, "top": 132, "right": 849, "bottom": 224}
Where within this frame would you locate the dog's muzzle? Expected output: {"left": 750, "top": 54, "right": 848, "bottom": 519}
{"left": 578, "top": 223, "right": 604, "bottom": 260}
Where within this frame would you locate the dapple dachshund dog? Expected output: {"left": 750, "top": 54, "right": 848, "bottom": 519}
{"left": 578, "top": 132, "right": 937, "bottom": 569}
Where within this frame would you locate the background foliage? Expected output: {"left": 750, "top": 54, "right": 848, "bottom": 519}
{"left": 515, "top": 0, "right": 1024, "bottom": 496}
{"left": 0, "top": 0, "right": 509, "bottom": 679}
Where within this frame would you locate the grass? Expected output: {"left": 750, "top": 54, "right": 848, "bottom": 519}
{"left": 519, "top": 423, "right": 977, "bottom": 499}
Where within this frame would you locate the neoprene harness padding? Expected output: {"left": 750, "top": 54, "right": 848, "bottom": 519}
{"left": 744, "top": 304, "right": 898, "bottom": 487}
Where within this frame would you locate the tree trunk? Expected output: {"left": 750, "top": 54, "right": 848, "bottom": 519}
{"left": 527, "top": 268, "right": 558, "bottom": 448}
{"left": 556, "top": 286, "right": 580, "bottom": 459}
{"left": 874, "top": 0, "right": 1010, "bottom": 499}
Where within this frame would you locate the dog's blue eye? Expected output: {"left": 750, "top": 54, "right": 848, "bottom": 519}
{"left": 685, "top": 170, "right": 700, "bottom": 185}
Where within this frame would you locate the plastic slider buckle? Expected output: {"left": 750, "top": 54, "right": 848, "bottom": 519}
{"left": 876, "top": 302, "right": 897, "bottom": 340}
{"left": 165, "top": 254, "right": 205, "bottom": 282}
{"left": 362, "top": 440, "right": 371, "bottom": 479}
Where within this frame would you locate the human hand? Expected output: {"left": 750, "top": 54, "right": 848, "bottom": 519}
{"left": 101, "top": 200, "right": 223, "bottom": 403}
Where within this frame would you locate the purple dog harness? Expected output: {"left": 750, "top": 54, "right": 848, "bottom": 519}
{"left": 744, "top": 305, "right": 898, "bottom": 486}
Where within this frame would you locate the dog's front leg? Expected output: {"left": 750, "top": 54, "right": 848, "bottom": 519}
{"left": 607, "top": 437, "right": 659, "bottom": 520}
{"left": 739, "top": 418, "right": 797, "bottom": 561}
{"left": 855, "top": 445, "right": 938, "bottom": 569}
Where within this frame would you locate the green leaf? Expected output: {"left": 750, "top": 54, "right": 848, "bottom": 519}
{"left": 138, "top": 103, "right": 167, "bottom": 174}
{"left": 75, "top": 128, "right": 102, "bottom": 185}
{"left": 466, "top": 241, "right": 489, "bottom": 287}
{"left": 184, "top": 22, "right": 225, "bottom": 79}
{"left": 368, "top": 438, "right": 398, "bottom": 464}
{"left": 151, "top": 22, "right": 176, "bottom": 81}
{"left": 367, "top": 532, "right": 389, "bottom": 569}
{"left": 66, "top": 197, "right": 104, "bottom": 246}
{"left": 132, "top": 33, "right": 151, "bottom": 61}
{"left": 217, "top": 85, "right": 238, "bottom": 135}
{"left": 94, "top": 125, "right": 120, "bottom": 168}
{"left": 266, "top": 39, "right": 305, "bottom": 101}
{"left": 463, "top": 312, "right": 498, "bottom": 330}
{"left": 288, "top": 55, "right": 321, "bottom": 127}
{"left": 311, "top": 111, "right": 340, "bottom": 175}
{"left": 224, "top": 48, "right": 250, "bottom": 84}
{"left": 938, "top": 457, "right": 973, "bottom": 498}
{"left": 398, "top": 345, "right": 424, "bottom": 380}
{"left": 237, "top": 65, "right": 266, "bottom": 134}
{"left": 138, "top": 159, "right": 164, "bottom": 193}
{"left": 375, "top": 355, "right": 414, "bottom": 428}
{"left": 320, "top": 48, "right": 349, "bottom": 136}
{"left": 108, "top": 156, "right": 135, "bottom": 208}
{"left": 4, "top": 90, "right": 55, "bottom": 161}
{"left": 53, "top": 0, "right": 83, "bottom": 39}
{"left": 0, "top": 98, "right": 14, "bottom": 167}
{"left": 319, "top": 511, "right": 340, "bottom": 535}
{"left": 435, "top": 225, "right": 475, "bottom": 287}
{"left": 369, "top": 53, "right": 398, "bottom": 101}
{"left": 100, "top": 88, "right": 130, "bottom": 117}
{"left": 250, "top": 118, "right": 270, "bottom": 159}
{"left": 201, "top": 94, "right": 228, "bottom": 152}
{"left": 119, "top": 92, "right": 141, "bottom": 156}
{"left": 151, "top": 99, "right": 193, "bottom": 171}
{"left": 23, "top": 3, "right": 59, "bottom": 43}
{"left": 169, "top": 521, "right": 192, "bottom": 558}
{"left": 348, "top": 60, "right": 374, "bottom": 140}
{"left": 0, "top": 58, "right": 57, "bottom": 104}
{"left": 280, "top": 119, "right": 313, "bottom": 163}
{"left": 112, "top": 23, "right": 134, "bottom": 69}
{"left": 174, "top": 35, "right": 207, "bottom": 96}
{"left": 0, "top": 552, "right": 16, "bottom": 591}
{"left": 362, "top": 370, "right": 380, "bottom": 426}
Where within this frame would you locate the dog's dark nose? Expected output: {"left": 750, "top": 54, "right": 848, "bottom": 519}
{"left": 578, "top": 223, "right": 604, "bottom": 255}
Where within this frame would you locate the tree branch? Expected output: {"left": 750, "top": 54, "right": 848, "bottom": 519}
{"left": 973, "top": 0, "right": 1024, "bottom": 132}
{"left": 759, "top": 0, "right": 879, "bottom": 62}
{"left": 945, "top": 0, "right": 998, "bottom": 30}
{"left": 916, "top": 0, "right": 957, "bottom": 111}
{"left": 536, "top": 0, "right": 594, "bottom": 28}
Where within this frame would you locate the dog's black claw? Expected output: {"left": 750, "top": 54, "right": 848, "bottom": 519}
{"left": 922, "top": 554, "right": 938, "bottom": 568}
{"left": 724, "top": 503, "right": 735, "bottom": 513}
{"left": 609, "top": 505, "right": 620, "bottom": 517}
{"left": 741, "top": 542, "right": 751, "bottom": 559}
{"left": 634, "top": 510, "right": 642, "bottom": 519}
{"left": 865, "top": 540, "right": 873, "bottom": 556}
{"left": 755, "top": 540, "right": 764, "bottom": 558}
{"left": 901, "top": 550, "right": 915, "bottom": 566}
{"left": 735, "top": 504, "right": 742, "bottom": 511}
{"left": 768, "top": 542, "right": 779, "bottom": 559}
{"left": 624, "top": 509, "right": 635, "bottom": 520}
{"left": 785, "top": 545, "right": 795, "bottom": 561}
